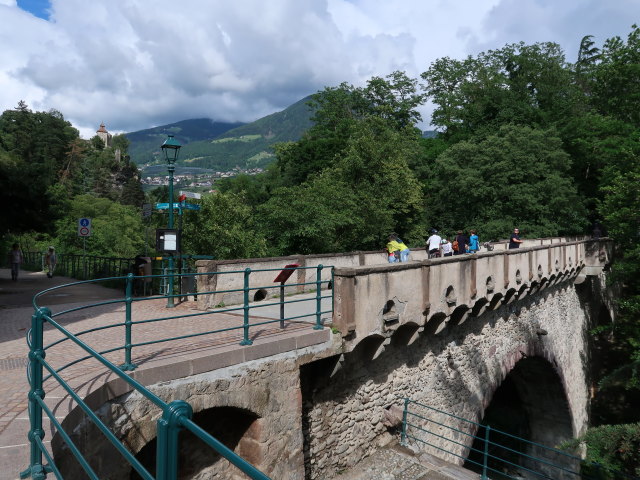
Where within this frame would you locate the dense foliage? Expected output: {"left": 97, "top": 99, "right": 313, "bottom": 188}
{"left": 1, "top": 103, "right": 145, "bottom": 257}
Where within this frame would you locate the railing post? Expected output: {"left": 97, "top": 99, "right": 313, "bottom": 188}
{"left": 401, "top": 398, "right": 409, "bottom": 446}
{"left": 240, "top": 268, "right": 253, "bottom": 345}
{"left": 20, "top": 308, "right": 50, "bottom": 480}
{"left": 156, "top": 400, "right": 193, "bottom": 480}
{"left": 121, "top": 273, "right": 137, "bottom": 371}
{"left": 314, "top": 264, "right": 324, "bottom": 330}
{"left": 482, "top": 425, "right": 491, "bottom": 480}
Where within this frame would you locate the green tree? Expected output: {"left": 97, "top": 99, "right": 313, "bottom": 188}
{"left": 53, "top": 195, "right": 146, "bottom": 258}
{"left": 181, "top": 192, "right": 267, "bottom": 260}
{"left": 424, "top": 125, "right": 587, "bottom": 240}
{"left": 421, "top": 42, "right": 577, "bottom": 141}
{"left": 260, "top": 117, "right": 425, "bottom": 254}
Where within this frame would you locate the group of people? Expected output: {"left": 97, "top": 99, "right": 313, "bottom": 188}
{"left": 428, "top": 229, "right": 481, "bottom": 257}
{"left": 5, "top": 244, "right": 57, "bottom": 281}
{"left": 385, "top": 227, "right": 524, "bottom": 263}
{"left": 385, "top": 234, "right": 411, "bottom": 263}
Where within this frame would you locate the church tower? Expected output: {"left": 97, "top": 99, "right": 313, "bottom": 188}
{"left": 96, "top": 122, "right": 112, "bottom": 148}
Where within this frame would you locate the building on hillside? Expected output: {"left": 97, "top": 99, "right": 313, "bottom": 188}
{"left": 96, "top": 122, "right": 112, "bottom": 148}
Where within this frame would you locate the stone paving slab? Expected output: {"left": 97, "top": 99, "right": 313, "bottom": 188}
{"left": 333, "top": 442, "right": 481, "bottom": 480}
{"left": 0, "top": 269, "right": 333, "bottom": 480}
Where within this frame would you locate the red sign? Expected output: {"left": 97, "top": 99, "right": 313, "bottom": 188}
{"left": 274, "top": 264, "right": 300, "bottom": 283}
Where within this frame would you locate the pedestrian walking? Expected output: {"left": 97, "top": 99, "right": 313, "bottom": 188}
{"left": 45, "top": 246, "right": 57, "bottom": 278}
{"left": 7, "top": 243, "right": 23, "bottom": 281}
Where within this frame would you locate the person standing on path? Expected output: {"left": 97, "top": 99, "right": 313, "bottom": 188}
{"left": 468, "top": 230, "right": 479, "bottom": 253}
{"left": 426, "top": 229, "right": 442, "bottom": 258}
{"left": 386, "top": 235, "right": 410, "bottom": 263}
{"left": 509, "top": 228, "right": 523, "bottom": 249}
{"left": 45, "top": 246, "right": 57, "bottom": 278}
{"left": 7, "top": 243, "right": 23, "bottom": 281}
{"left": 453, "top": 230, "right": 467, "bottom": 255}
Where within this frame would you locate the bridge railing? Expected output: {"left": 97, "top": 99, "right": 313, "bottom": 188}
{"left": 21, "top": 265, "right": 332, "bottom": 479}
{"left": 400, "top": 398, "right": 635, "bottom": 480}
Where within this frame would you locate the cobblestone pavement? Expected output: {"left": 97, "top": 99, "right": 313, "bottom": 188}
{"left": 0, "top": 268, "right": 328, "bottom": 480}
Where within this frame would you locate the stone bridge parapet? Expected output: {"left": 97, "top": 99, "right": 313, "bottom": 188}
{"left": 332, "top": 239, "right": 611, "bottom": 354}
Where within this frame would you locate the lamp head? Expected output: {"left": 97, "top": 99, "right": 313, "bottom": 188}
{"left": 161, "top": 134, "right": 181, "bottom": 164}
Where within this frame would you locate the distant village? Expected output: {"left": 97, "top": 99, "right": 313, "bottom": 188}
{"left": 141, "top": 167, "right": 265, "bottom": 189}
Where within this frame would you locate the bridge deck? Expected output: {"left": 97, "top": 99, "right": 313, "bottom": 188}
{"left": 0, "top": 269, "right": 332, "bottom": 480}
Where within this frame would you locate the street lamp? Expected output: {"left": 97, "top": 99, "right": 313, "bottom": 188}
{"left": 161, "top": 134, "right": 181, "bottom": 307}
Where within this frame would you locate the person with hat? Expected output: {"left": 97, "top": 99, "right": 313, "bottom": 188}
{"left": 441, "top": 238, "right": 453, "bottom": 257}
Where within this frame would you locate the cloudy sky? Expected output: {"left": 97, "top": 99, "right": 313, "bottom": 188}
{"left": 0, "top": 0, "right": 638, "bottom": 138}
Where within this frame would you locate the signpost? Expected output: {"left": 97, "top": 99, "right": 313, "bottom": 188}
{"left": 78, "top": 218, "right": 91, "bottom": 278}
{"left": 78, "top": 217, "right": 92, "bottom": 237}
{"left": 179, "top": 190, "right": 202, "bottom": 200}
{"left": 155, "top": 202, "right": 201, "bottom": 211}
{"left": 274, "top": 264, "right": 300, "bottom": 328}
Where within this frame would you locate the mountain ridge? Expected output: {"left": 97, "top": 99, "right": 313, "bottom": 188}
{"left": 126, "top": 96, "right": 315, "bottom": 172}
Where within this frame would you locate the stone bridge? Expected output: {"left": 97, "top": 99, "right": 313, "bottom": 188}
{"left": 51, "top": 237, "right": 612, "bottom": 479}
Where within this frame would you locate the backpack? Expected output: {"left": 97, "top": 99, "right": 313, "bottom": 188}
{"left": 452, "top": 239, "right": 459, "bottom": 252}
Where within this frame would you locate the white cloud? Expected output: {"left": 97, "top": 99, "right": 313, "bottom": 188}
{"left": 0, "top": 0, "right": 638, "bottom": 137}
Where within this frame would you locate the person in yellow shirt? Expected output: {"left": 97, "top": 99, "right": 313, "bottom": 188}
{"left": 386, "top": 234, "right": 410, "bottom": 263}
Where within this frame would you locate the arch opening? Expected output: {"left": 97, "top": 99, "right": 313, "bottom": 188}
{"left": 464, "top": 357, "right": 575, "bottom": 479}
{"left": 131, "top": 406, "right": 262, "bottom": 479}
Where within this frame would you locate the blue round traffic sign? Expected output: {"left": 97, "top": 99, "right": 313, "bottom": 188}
{"left": 80, "top": 218, "right": 90, "bottom": 227}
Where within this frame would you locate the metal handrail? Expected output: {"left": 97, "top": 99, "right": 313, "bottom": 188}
{"left": 400, "top": 398, "right": 638, "bottom": 480}
{"left": 21, "top": 265, "right": 333, "bottom": 479}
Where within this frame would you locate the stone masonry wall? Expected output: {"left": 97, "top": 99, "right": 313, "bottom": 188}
{"left": 303, "top": 280, "right": 596, "bottom": 479}
{"left": 55, "top": 350, "right": 326, "bottom": 480}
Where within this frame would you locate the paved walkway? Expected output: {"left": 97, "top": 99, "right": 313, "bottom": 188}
{"left": 0, "top": 268, "right": 331, "bottom": 480}
{"left": 1, "top": 269, "right": 476, "bottom": 480}
{"left": 334, "top": 442, "right": 480, "bottom": 480}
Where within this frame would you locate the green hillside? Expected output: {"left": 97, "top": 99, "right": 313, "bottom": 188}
{"left": 127, "top": 96, "right": 315, "bottom": 172}
{"left": 126, "top": 118, "right": 245, "bottom": 166}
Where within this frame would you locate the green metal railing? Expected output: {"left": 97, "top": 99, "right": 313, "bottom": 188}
{"left": 22, "top": 252, "right": 133, "bottom": 280}
{"left": 21, "top": 265, "right": 333, "bottom": 479}
{"left": 400, "top": 398, "right": 638, "bottom": 480}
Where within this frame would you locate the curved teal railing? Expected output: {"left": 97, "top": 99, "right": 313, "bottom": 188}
{"left": 400, "top": 398, "right": 639, "bottom": 480}
{"left": 20, "top": 265, "right": 333, "bottom": 479}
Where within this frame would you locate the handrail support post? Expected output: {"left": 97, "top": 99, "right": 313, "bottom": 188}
{"left": 20, "top": 308, "right": 50, "bottom": 480}
{"left": 121, "top": 273, "right": 137, "bottom": 371}
{"left": 240, "top": 268, "right": 253, "bottom": 345}
{"left": 314, "top": 264, "right": 324, "bottom": 330}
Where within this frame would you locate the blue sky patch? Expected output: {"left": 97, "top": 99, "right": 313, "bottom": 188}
{"left": 17, "top": 0, "right": 51, "bottom": 20}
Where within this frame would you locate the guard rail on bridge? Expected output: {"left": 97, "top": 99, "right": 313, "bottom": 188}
{"left": 21, "top": 265, "right": 332, "bottom": 479}
{"left": 401, "top": 398, "right": 636, "bottom": 480}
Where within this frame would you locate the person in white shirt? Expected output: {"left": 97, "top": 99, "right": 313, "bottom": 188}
{"left": 441, "top": 238, "right": 453, "bottom": 257}
{"left": 426, "top": 230, "right": 442, "bottom": 258}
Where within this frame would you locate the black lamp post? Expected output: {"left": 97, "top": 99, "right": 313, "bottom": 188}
{"left": 161, "top": 134, "right": 181, "bottom": 307}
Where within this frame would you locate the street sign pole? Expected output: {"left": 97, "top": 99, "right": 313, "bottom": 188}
{"left": 78, "top": 218, "right": 92, "bottom": 279}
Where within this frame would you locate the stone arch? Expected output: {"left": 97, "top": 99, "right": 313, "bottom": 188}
{"left": 424, "top": 312, "right": 448, "bottom": 335}
{"left": 465, "top": 356, "right": 576, "bottom": 479}
{"left": 352, "top": 334, "right": 388, "bottom": 361}
{"left": 130, "top": 406, "right": 263, "bottom": 479}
